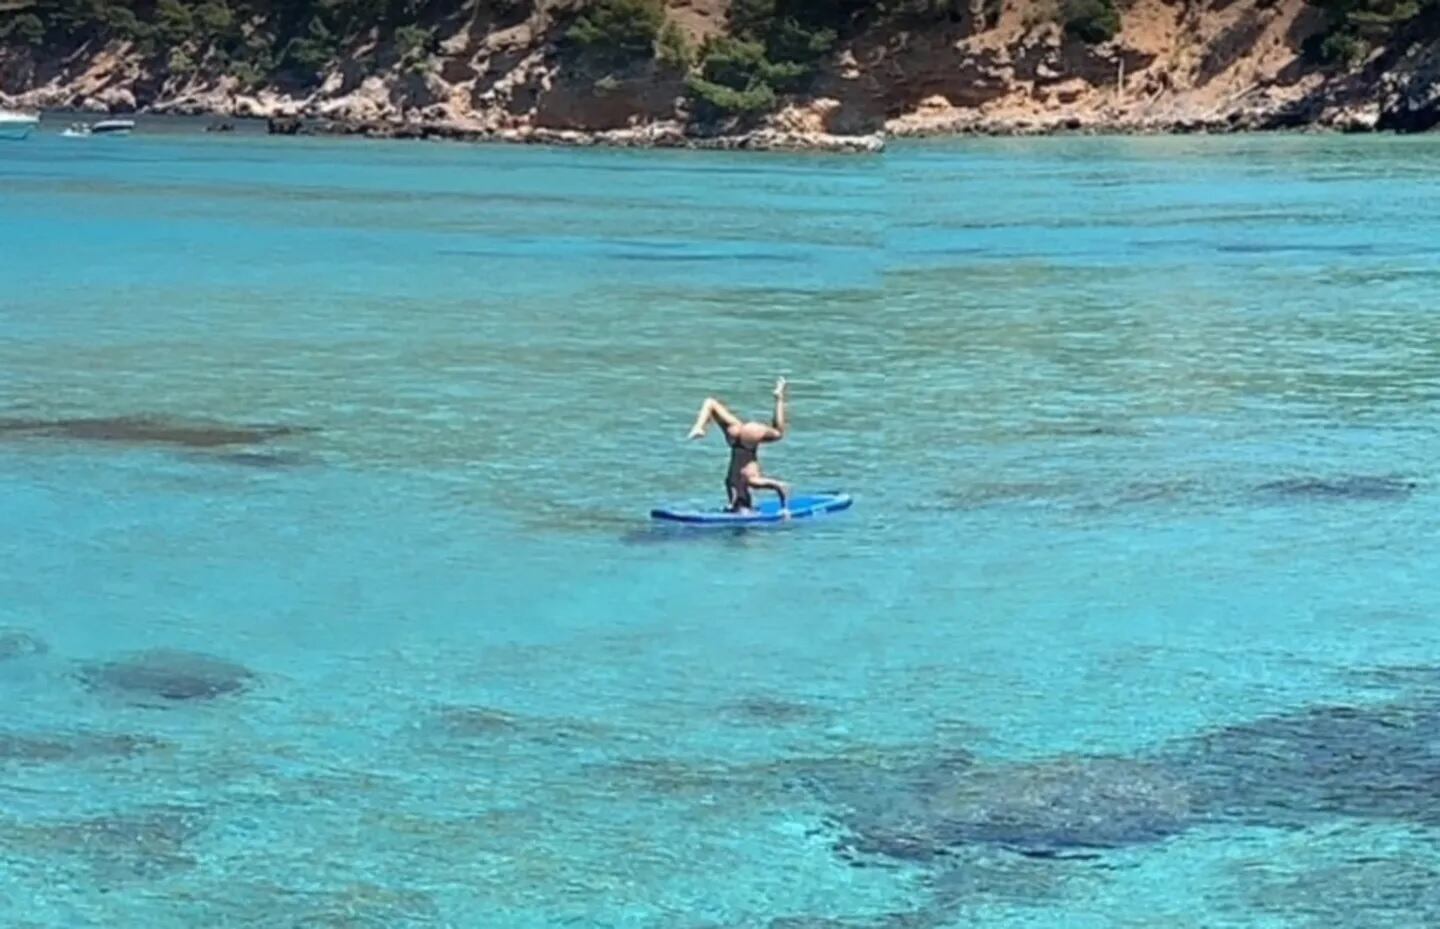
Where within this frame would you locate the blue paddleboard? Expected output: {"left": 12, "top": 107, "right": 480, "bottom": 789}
{"left": 650, "top": 491, "right": 852, "bottom": 525}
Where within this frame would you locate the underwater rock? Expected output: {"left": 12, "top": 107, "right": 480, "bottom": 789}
{"left": 0, "top": 806, "right": 205, "bottom": 879}
{"left": 815, "top": 752, "right": 1191, "bottom": 861}
{"left": 80, "top": 649, "right": 255, "bottom": 704}
{"left": 723, "top": 695, "right": 817, "bottom": 726}
{"left": 811, "top": 689, "right": 1440, "bottom": 874}
{"left": 428, "top": 704, "right": 615, "bottom": 749}
{"left": 601, "top": 757, "right": 756, "bottom": 796}
{"left": 1234, "top": 852, "right": 1440, "bottom": 928}
{"left": 279, "top": 882, "right": 441, "bottom": 927}
{"left": 940, "top": 481, "right": 1077, "bottom": 511}
{"left": 917, "top": 757, "right": 1191, "bottom": 857}
{"left": 768, "top": 915, "right": 936, "bottom": 929}
{"left": 1174, "top": 697, "right": 1440, "bottom": 828}
{"left": 1255, "top": 475, "right": 1417, "bottom": 501}
{"left": 926, "top": 851, "right": 1078, "bottom": 907}
{"left": 434, "top": 705, "right": 522, "bottom": 738}
{"left": 0, "top": 628, "right": 48, "bottom": 660}
{"left": 0, "top": 731, "right": 162, "bottom": 763}
{"left": 0, "top": 416, "right": 307, "bottom": 449}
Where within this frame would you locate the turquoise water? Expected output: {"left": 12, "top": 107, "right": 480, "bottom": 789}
{"left": 5, "top": 124, "right": 1440, "bottom": 927}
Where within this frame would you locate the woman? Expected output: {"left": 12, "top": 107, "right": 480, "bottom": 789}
{"left": 687, "top": 378, "right": 790, "bottom": 513}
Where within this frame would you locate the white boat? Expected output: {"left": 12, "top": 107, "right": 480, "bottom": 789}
{"left": 62, "top": 118, "right": 136, "bottom": 138}
{"left": 92, "top": 118, "right": 136, "bottom": 135}
{"left": 0, "top": 109, "right": 39, "bottom": 140}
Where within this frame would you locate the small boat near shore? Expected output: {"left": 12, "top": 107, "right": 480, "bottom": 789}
{"left": 0, "top": 109, "right": 40, "bottom": 140}
{"left": 62, "top": 118, "right": 136, "bottom": 138}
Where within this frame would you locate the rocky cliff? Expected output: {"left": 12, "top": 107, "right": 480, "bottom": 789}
{"left": 3, "top": 0, "right": 1440, "bottom": 148}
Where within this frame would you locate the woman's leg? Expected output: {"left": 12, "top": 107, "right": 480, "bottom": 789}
{"left": 747, "top": 475, "right": 790, "bottom": 511}
{"left": 688, "top": 397, "right": 742, "bottom": 439}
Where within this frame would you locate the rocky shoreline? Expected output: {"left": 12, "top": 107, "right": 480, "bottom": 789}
{"left": 8, "top": 0, "right": 1440, "bottom": 156}
{"left": 249, "top": 95, "right": 1425, "bottom": 149}
{"left": 9, "top": 94, "right": 1429, "bottom": 155}
{"left": 260, "top": 114, "right": 888, "bottom": 153}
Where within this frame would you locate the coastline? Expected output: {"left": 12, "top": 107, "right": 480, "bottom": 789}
{"left": 9, "top": 100, "right": 1411, "bottom": 156}
{"left": 10, "top": 95, "right": 1421, "bottom": 157}
{"left": 261, "top": 116, "right": 891, "bottom": 154}
{"left": 7, "top": 0, "right": 1440, "bottom": 157}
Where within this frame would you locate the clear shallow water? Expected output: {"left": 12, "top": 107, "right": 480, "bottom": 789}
{"left": 4, "top": 127, "right": 1440, "bottom": 927}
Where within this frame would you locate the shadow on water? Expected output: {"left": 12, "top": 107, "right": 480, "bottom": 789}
{"left": 1254, "top": 475, "right": 1417, "bottom": 502}
{"left": 79, "top": 649, "right": 256, "bottom": 706}
{"left": 941, "top": 473, "right": 1420, "bottom": 514}
{"left": 619, "top": 525, "right": 772, "bottom": 546}
{"left": 618, "top": 513, "right": 838, "bottom": 545}
{"left": 0, "top": 416, "right": 314, "bottom": 450}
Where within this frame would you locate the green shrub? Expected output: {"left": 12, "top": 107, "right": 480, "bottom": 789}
{"left": 656, "top": 19, "right": 692, "bottom": 69}
{"left": 684, "top": 73, "right": 777, "bottom": 119}
{"left": 766, "top": 16, "right": 836, "bottom": 72}
{"left": 728, "top": 0, "right": 778, "bottom": 38}
{"left": 1317, "top": 28, "right": 1368, "bottom": 64}
{"left": 716, "top": 0, "right": 844, "bottom": 95}
{"left": 697, "top": 36, "right": 769, "bottom": 86}
{"left": 1304, "top": 0, "right": 1427, "bottom": 67}
{"left": 1061, "top": 0, "right": 1120, "bottom": 42}
{"left": 395, "top": 22, "right": 435, "bottom": 71}
{"left": 194, "top": 2, "right": 235, "bottom": 35}
{"left": 155, "top": 0, "right": 195, "bottom": 44}
{"left": 884, "top": 0, "right": 960, "bottom": 20}
{"left": 281, "top": 16, "right": 341, "bottom": 79}
{"left": 1348, "top": 0, "right": 1420, "bottom": 28}
{"left": 683, "top": 34, "right": 806, "bottom": 121}
{"left": 230, "top": 58, "right": 270, "bottom": 90}
{"left": 566, "top": 0, "right": 665, "bottom": 66}
{"left": 0, "top": 12, "right": 46, "bottom": 46}
{"left": 102, "top": 5, "right": 150, "bottom": 41}
{"left": 168, "top": 46, "right": 197, "bottom": 73}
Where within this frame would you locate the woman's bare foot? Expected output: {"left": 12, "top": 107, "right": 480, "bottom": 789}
{"left": 687, "top": 425, "right": 706, "bottom": 440}
{"left": 773, "top": 377, "right": 788, "bottom": 399}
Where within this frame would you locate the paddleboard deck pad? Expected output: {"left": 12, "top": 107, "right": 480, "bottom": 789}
{"left": 650, "top": 492, "right": 852, "bottom": 525}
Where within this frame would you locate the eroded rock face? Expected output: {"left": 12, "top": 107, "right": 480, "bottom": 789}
{"left": 534, "top": 67, "right": 685, "bottom": 131}
{"left": 1377, "top": 44, "right": 1440, "bottom": 132}
{"left": 80, "top": 649, "right": 255, "bottom": 704}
